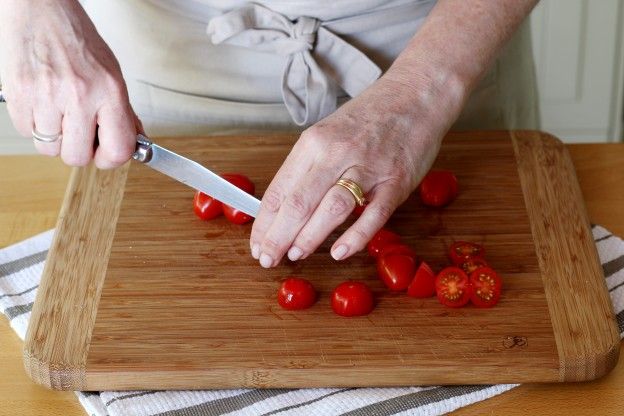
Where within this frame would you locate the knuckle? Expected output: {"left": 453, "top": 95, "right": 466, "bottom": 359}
{"left": 261, "top": 237, "right": 283, "bottom": 256}
{"left": 62, "top": 152, "right": 91, "bottom": 167}
{"left": 35, "top": 143, "right": 60, "bottom": 157}
{"left": 350, "top": 227, "right": 371, "bottom": 245}
{"left": 295, "top": 233, "right": 317, "bottom": 252}
{"left": 102, "top": 72, "right": 127, "bottom": 100}
{"left": 284, "top": 191, "right": 311, "bottom": 220}
{"left": 325, "top": 192, "right": 353, "bottom": 217}
{"left": 105, "top": 147, "right": 132, "bottom": 166}
{"left": 369, "top": 203, "right": 394, "bottom": 222}
{"left": 261, "top": 187, "right": 283, "bottom": 213}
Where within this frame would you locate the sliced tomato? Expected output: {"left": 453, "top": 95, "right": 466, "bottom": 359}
{"left": 377, "top": 254, "right": 416, "bottom": 291}
{"left": 460, "top": 257, "right": 488, "bottom": 275}
{"left": 419, "top": 170, "right": 459, "bottom": 207}
{"left": 449, "top": 241, "right": 485, "bottom": 265}
{"left": 367, "top": 228, "right": 402, "bottom": 258}
{"left": 277, "top": 277, "right": 317, "bottom": 310}
{"left": 377, "top": 243, "right": 415, "bottom": 260}
{"left": 221, "top": 173, "right": 255, "bottom": 225}
{"left": 469, "top": 266, "right": 502, "bottom": 308}
{"left": 331, "top": 281, "right": 375, "bottom": 317}
{"left": 435, "top": 266, "right": 471, "bottom": 308}
{"left": 193, "top": 191, "right": 223, "bottom": 220}
{"left": 407, "top": 261, "right": 436, "bottom": 298}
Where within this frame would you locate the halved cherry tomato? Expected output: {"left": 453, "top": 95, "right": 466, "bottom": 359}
{"left": 367, "top": 228, "right": 401, "bottom": 258}
{"left": 331, "top": 281, "right": 375, "bottom": 317}
{"left": 407, "top": 261, "right": 436, "bottom": 298}
{"left": 221, "top": 173, "right": 255, "bottom": 225}
{"left": 377, "top": 254, "right": 416, "bottom": 291}
{"left": 277, "top": 277, "right": 317, "bottom": 310}
{"left": 449, "top": 241, "right": 485, "bottom": 265}
{"left": 460, "top": 257, "right": 488, "bottom": 274}
{"left": 419, "top": 170, "right": 459, "bottom": 207}
{"left": 377, "top": 243, "right": 416, "bottom": 260}
{"left": 469, "top": 266, "right": 502, "bottom": 308}
{"left": 193, "top": 191, "right": 223, "bottom": 220}
{"left": 435, "top": 266, "right": 471, "bottom": 308}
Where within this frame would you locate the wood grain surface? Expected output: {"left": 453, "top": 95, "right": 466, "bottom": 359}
{"left": 1, "top": 142, "right": 623, "bottom": 415}
{"left": 20, "top": 131, "right": 619, "bottom": 390}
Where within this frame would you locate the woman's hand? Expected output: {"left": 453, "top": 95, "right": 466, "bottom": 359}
{"left": 0, "top": 0, "right": 139, "bottom": 168}
{"left": 250, "top": 74, "right": 465, "bottom": 267}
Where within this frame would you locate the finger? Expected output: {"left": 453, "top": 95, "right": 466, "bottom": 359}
{"left": 330, "top": 181, "right": 403, "bottom": 261}
{"left": 93, "top": 101, "right": 137, "bottom": 169}
{"left": 59, "top": 106, "right": 96, "bottom": 167}
{"left": 287, "top": 175, "right": 361, "bottom": 262}
{"left": 32, "top": 103, "right": 63, "bottom": 157}
{"left": 5, "top": 89, "right": 34, "bottom": 138}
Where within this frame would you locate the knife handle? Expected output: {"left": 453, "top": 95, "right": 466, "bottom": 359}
{"left": 133, "top": 134, "right": 153, "bottom": 163}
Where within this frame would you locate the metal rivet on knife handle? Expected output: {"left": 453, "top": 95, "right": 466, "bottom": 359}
{"left": 133, "top": 134, "right": 153, "bottom": 163}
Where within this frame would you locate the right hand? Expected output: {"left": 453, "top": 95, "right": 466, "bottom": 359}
{"left": 0, "top": 0, "right": 140, "bottom": 168}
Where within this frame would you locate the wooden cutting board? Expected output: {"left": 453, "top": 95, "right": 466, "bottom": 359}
{"left": 24, "top": 131, "right": 620, "bottom": 391}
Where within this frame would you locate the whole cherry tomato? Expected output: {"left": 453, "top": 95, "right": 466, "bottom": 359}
{"left": 377, "top": 254, "right": 416, "bottom": 291}
{"left": 419, "top": 170, "right": 459, "bottom": 207}
{"left": 460, "top": 257, "right": 488, "bottom": 274}
{"left": 469, "top": 266, "right": 502, "bottom": 308}
{"left": 277, "top": 277, "right": 317, "bottom": 310}
{"left": 407, "top": 261, "right": 436, "bottom": 298}
{"left": 435, "top": 266, "right": 472, "bottom": 308}
{"left": 367, "top": 228, "right": 401, "bottom": 258}
{"left": 221, "top": 173, "right": 255, "bottom": 225}
{"left": 193, "top": 191, "right": 223, "bottom": 220}
{"left": 448, "top": 241, "right": 485, "bottom": 265}
{"left": 331, "top": 281, "right": 375, "bottom": 317}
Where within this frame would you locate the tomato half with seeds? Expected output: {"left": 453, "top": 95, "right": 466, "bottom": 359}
{"left": 367, "top": 228, "right": 402, "bottom": 258}
{"left": 449, "top": 241, "right": 485, "bottom": 265}
{"left": 419, "top": 170, "right": 459, "bottom": 207}
{"left": 331, "top": 281, "right": 375, "bottom": 317}
{"left": 460, "top": 257, "right": 488, "bottom": 275}
{"left": 221, "top": 173, "right": 255, "bottom": 225}
{"left": 469, "top": 266, "right": 502, "bottom": 308}
{"left": 408, "top": 261, "right": 436, "bottom": 298}
{"left": 435, "top": 267, "right": 471, "bottom": 308}
{"left": 377, "top": 254, "right": 416, "bottom": 291}
{"left": 277, "top": 277, "right": 317, "bottom": 310}
{"left": 193, "top": 191, "right": 223, "bottom": 220}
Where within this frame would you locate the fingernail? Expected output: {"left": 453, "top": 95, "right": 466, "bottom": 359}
{"left": 288, "top": 246, "right": 303, "bottom": 261}
{"left": 331, "top": 244, "right": 349, "bottom": 261}
{"left": 259, "top": 253, "right": 273, "bottom": 268}
{"left": 251, "top": 243, "right": 260, "bottom": 259}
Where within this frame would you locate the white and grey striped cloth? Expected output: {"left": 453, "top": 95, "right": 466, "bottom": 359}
{"left": 1, "top": 226, "right": 623, "bottom": 416}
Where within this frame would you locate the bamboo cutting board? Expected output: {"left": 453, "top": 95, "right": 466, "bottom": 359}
{"left": 24, "top": 131, "right": 620, "bottom": 391}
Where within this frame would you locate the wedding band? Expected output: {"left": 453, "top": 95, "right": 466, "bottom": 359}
{"left": 336, "top": 178, "right": 367, "bottom": 206}
{"left": 32, "top": 128, "right": 61, "bottom": 143}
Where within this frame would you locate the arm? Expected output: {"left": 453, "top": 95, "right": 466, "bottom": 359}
{"left": 250, "top": 0, "right": 539, "bottom": 267}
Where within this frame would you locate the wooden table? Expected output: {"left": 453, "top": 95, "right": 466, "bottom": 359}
{"left": 1, "top": 143, "right": 623, "bottom": 415}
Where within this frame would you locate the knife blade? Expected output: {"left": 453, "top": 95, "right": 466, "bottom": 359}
{"left": 133, "top": 135, "right": 261, "bottom": 218}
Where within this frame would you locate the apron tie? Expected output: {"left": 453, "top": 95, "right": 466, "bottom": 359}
{"left": 206, "top": 3, "right": 382, "bottom": 126}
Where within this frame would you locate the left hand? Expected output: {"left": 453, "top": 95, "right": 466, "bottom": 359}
{"left": 249, "top": 76, "right": 458, "bottom": 267}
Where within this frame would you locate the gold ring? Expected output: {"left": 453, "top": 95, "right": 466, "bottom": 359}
{"left": 32, "top": 128, "right": 61, "bottom": 143}
{"left": 336, "top": 178, "right": 367, "bottom": 206}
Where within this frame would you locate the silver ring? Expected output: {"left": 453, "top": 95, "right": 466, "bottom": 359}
{"left": 32, "top": 128, "right": 61, "bottom": 143}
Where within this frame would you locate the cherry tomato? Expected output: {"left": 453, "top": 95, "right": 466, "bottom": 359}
{"left": 469, "top": 266, "right": 502, "bottom": 308}
{"left": 435, "top": 266, "right": 472, "bottom": 308}
{"left": 277, "top": 277, "right": 317, "bottom": 310}
{"left": 193, "top": 191, "right": 223, "bottom": 220}
{"left": 377, "top": 243, "right": 415, "bottom": 260}
{"left": 221, "top": 173, "right": 255, "bottom": 225}
{"left": 419, "top": 170, "right": 459, "bottom": 207}
{"left": 352, "top": 204, "right": 367, "bottom": 217}
{"left": 448, "top": 241, "right": 485, "bottom": 265}
{"left": 367, "top": 228, "right": 402, "bottom": 258}
{"left": 407, "top": 261, "right": 436, "bottom": 298}
{"left": 460, "top": 257, "right": 488, "bottom": 274}
{"left": 377, "top": 254, "right": 416, "bottom": 291}
{"left": 331, "top": 281, "right": 375, "bottom": 317}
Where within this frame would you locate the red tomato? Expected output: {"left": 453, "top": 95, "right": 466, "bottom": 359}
{"left": 367, "top": 228, "right": 402, "bottom": 258}
{"left": 469, "top": 266, "right": 502, "bottom": 308}
{"left": 331, "top": 281, "right": 375, "bottom": 317}
{"left": 377, "top": 254, "right": 416, "bottom": 291}
{"left": 460, "top": 257, "right": 488, "bottom": 274}
{"left": 193, "top": 191, "right": 223, "bottom": 220}
{"left": 435, "top": 266, "right": 472, "bottom": 308}
{"left": 352, "top": 204, "right": 367, "bottom": 217}
{"left": 377, "top": 243, "right": 415, "bottom": 260}
{"left": 419, "top": 170, "right": 458, "bottom": 207}
{"left": 448, "top": 241, "right": 485, "bottom": 265}
{"left": 277, "top": 277, "right": 317, "bottom": 310}
{"left": 221, "top": 173, "right": 255, "bottom": 225}
{"left": 407, "top": 261, "right": 436, "bottom": 298}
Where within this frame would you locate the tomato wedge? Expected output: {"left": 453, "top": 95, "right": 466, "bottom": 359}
{"left": 367, "top": 228, "right": 402, "bottom": 258}
{"left": 460, "top": 257, "right": 488, "bottom": 275}
{"left": 419, "top": 170, "right": 459, "bottom": 207}
{"left": 377, "top": 254, "right": 416, "bottom": 291}
{"left": 435, "top": 266, "right": 471, "bottom": 308}
{"left": 407, "top": 261, "right": 436, "bottom": 298}
{"left": 449, "top": 241, "right": 485, "bottom": 265}
{"left": 277, "top": 277, "right": 317, "bottom": 310}
{"left": 193, "top": 191, "right": 223, "bottom": 220}
{"left": 331, "top": 281, "right": 375, "bottom": 317}
{"left": 221, "top": 173, "right": 255, "bottom": 225}
{"left": 377, "top": 243, "right": 415, "bottom": 260}
{"left": 469, "top": 266, "right": 502, "bottom": 308}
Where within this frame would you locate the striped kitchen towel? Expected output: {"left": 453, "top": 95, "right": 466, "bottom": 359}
{"left": 1, "top": 226, "right": 623, "bottom": 416}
